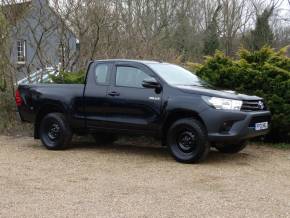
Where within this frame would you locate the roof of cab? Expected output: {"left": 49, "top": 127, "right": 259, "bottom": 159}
{"left": 94, "top": 59, "right": 164, "bottom": 65}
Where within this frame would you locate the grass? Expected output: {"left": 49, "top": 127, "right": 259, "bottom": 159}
{"left": 0, "top": 91, "right": 33, "bottom": 136}
{"left": 0, "top": 111, "right": 33, "bottom": 137}
{"left": 264, "top": 143, "right": 290, "bottom": 149}
{"left": 250, "top": 141, "right": 290, "bottom": 149}
{"left": 0, "top": 120, "right": 33, "bottom": 136}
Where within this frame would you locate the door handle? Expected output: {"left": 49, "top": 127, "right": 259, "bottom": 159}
{"left": 108, "top": 91, "right": 120, "bottom": 97}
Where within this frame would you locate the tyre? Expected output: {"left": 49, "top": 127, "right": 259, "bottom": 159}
{"left": 39, "top": 113, "right": 73, "bottom": 150}
{"left": 92, "top": 133, "right": 118, "bottom": 145}
{"left": 214, "top": 141, "right": 247, "bottom": 154}
{"left": 166, "top": 118, "right": 210, "bottom": 163}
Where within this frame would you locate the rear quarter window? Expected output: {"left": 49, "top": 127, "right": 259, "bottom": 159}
{"left": 95, "top": 64, "right": 109, "bottom": 85}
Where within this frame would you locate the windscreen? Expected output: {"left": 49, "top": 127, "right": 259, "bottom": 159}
{"left": 148, "top": 63, "right": 210, "bottom": 87}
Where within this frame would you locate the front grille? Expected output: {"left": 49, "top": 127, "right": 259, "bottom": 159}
{"left": 241, "top": 100, "right": 267, "bottom": 111}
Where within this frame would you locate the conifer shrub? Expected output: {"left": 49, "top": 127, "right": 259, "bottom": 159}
{"left": 50, "top": 70, "right": 86, "bottom": 84}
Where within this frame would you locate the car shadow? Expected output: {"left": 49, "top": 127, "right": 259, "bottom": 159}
{"left": 65, "top": 139, "right": 253, "bottom": 164}
{"left": 205, "top": 150, "right": 252, "bottom": 165}
{"left": 68, "top": 140, "right": 170, "bottom": 160}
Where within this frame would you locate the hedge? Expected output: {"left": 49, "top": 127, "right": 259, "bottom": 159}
{"left": 49, "top": 70, "right": 85, "bottom": 84}
{"left": 187, "top": 47, "right": 290, "bottom": 143}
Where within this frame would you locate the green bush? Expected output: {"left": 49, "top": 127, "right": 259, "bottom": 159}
{"left": 50, "top": 70, "right": 86, "bottom": 84}
{"left": 187, "top": 47, "right": 290, "bottom": 143}
{"left": 0, "top": 91, "right": 15, "bottom": 124}
{"left": 0, "top": 90, "right": 33, "bottom": 135}
{"left": 0, "top": 94, "right": 13, "bottom": 131}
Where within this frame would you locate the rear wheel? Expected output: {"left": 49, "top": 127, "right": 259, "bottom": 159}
{"left": 92, "top": 133, "right": 118, "bottom": 145}
{"left": 39, "top": 113, "right": 72, "bottom": 150}
{"left": 166, "top": 118, "right": 209, "bottom": 163}
{"left": 214, "top": 141, "right": 247, "bottom": 154}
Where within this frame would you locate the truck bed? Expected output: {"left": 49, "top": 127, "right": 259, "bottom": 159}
{"left": 18, "top": 84, "right": 85, "bottom": 124}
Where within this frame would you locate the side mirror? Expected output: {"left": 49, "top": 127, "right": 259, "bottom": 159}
{"left": 142, "top": 77, "right": 161, "bottom": 89}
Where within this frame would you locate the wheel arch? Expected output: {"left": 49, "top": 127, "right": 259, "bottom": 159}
{"left": 162, "top": 109, "right": 207, "bottom": 143}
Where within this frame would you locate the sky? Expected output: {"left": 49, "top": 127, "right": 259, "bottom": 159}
{"left": 275, "top": 0, "right": 289, "bottom": 15}
{"left": 280, "top": 0, "right": 289, "bottom": 9}
{"left": 273, "top": 0, "right": 290, "bottom": 24}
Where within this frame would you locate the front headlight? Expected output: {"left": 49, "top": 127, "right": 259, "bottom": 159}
{"left": 202, "top": 96, "right": 242, "bottom": 111}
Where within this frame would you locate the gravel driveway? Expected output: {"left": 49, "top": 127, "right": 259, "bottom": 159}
{"left": 0, "top": 135, "right": 290, "bottom": 218}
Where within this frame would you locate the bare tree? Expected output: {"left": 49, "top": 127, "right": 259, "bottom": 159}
{"left": 218, "top": 0, "right": 253, "bottom": 55}
{"left": 0, "top": 7, "right": 10, "bottom": 91}
{"left": 2, "top": 0, "right": 289, "bottom": 76}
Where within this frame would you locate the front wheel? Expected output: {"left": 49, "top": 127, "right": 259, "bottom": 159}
{"left": 166, "top": 118, "right": 210, "bottom": 163}
{"left": 214, "top": 141, "right": 247, "bottom": 154}
{"left": 39, "top": 113, "right": 72, "bottom": 150}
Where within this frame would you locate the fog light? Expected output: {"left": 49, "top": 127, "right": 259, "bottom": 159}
{"left": 220, "top": 121, "right": 234, "bottom": 133}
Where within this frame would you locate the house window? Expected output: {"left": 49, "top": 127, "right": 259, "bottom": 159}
{"left": 76, "top": 39, "right": 80, "bottom": 51}
{"left": 17, "top": 40, "right": 26, "bottom": 64}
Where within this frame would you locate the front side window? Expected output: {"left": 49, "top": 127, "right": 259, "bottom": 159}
{"left": 116, "top": 66, "right": 151, "bottom": 88}
{"left": 95, "top": 64, "right": 109, "bottom": 84}
{"left": 17, "top": 40, "right": 26, "bottom": 63}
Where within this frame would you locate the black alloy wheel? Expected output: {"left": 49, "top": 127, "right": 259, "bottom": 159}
{"left": 39, "top": 113, "right": 72, "bottom": 150}
{"left": 167, "top": 118, "right": 210, "bottom": 163}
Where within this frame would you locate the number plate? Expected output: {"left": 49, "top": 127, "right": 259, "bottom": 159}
{"left": 255, "top": 122, "right": 268, "bottom": 131}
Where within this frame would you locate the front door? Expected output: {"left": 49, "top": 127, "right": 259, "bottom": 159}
{"left": 84, "top": 62, "right": 112, "bottom": 129}
{"left": 105, "top": 63, "right": 163, "bottom": 133}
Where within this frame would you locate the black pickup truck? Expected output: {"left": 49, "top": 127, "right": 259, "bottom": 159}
{"left": 16, "top": 59, "right": 271, "bottom": 163}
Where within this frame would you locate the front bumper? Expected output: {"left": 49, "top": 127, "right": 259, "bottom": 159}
{"left": 199, "top": 108, "right": 271, "bottom": 142}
